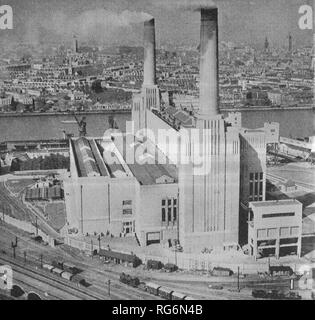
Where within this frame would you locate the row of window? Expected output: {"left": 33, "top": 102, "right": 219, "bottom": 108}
{"left": 249, "top": 172, "right": 264, "bottom": 201}
{"left": 250, "top": 172, "right": 263, "bottom": 181}
{"left": 162, "top": 198, "right": 177, "bottom": 207}
{"left": 256, "top": 226, "right": 299, "bottom": 239}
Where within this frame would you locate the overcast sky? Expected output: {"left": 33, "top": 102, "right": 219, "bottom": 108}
{"left": 2, "top": 0, "right": 313, "bottom": 48}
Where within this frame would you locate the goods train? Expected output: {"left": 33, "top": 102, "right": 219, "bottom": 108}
{"left": 42, "top": 261, "right": 87, "bottom": 287}
{"left": 119, "top": 273, "right": 195, "bottom": 300}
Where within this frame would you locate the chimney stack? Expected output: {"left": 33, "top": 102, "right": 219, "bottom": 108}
{"left": 199, "top": 8, "right": 219, "bottom": 118}
{"left": 73, "top": 35, "right": 78, "bottom": 53}
{"left": 143, "top": 18, "right": 156, "bottom": 86}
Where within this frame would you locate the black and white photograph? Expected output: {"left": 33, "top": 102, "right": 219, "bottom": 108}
{"left": 0, "top": 0, "right": 314, "bottom": 305}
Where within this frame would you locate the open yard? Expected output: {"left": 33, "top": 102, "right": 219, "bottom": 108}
{"left": 45, "top": 202, "right": 66, "bottom": 232}
{"left": 5, "top": 179, "right": 35, "bottom": 195}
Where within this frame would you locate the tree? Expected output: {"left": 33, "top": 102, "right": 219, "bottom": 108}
{"left": 91, "top": 80, "right": 103, "bottom": 93}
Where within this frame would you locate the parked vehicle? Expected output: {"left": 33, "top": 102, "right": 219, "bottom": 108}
{"left": 147, "top": 260, "right": 164, "bottom": 270}
{"left": 269, "top": 266, "right": 293, "bottom": 277}
{"left": 164, "top": 263, "right": 178, "bottom": 272}
{"left": 252, "top": 289, "right": 267, "bottom": 298}
{"left": 208, "top": 284, "right": 224, "bottom": 290}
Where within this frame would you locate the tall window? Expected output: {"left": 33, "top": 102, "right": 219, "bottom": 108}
{"left": 161, "top": 198, "right": 178, "bottom": 225}
{"left": 249, "top": 172, "right": 264, "bottom": 201}
{"left": 122, "top": 200, "right": 132, "bottom": 215}
{"left": 173, "top": 207, "right": 177, "bottom": 221}
{"left": 162, "top": 208, "right": 166, "bottom": 222}
{"left": 168, "top": 207, "right": 172, "bottom": 222}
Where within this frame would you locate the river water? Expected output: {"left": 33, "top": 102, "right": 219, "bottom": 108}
{"left": 0, "top": 108, "right": 313, "bottom": 142}
{"left": 0, "top": 113, "right": 131, "bottom": 142}
{"left": 237, "top": 108, "right": 314, "bottom": 139}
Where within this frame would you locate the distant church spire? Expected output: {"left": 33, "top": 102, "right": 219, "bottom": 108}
{"left": 264, "top": 37, "right": 269, "bottom": 53}
{"left": 288, "top": 33, "right": 292, "bottom": 53}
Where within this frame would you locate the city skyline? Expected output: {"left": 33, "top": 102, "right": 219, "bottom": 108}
{"left": 0, "top": 0, "right": 313, "bottom": 49}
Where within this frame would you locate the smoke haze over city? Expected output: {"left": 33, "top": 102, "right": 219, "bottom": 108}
{"left": 1, "top": 0, "right": 313, "bottom": 49}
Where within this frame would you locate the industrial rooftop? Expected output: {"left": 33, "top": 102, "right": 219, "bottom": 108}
{"left": 71, "top": 136, "right": 178, "bottom": 185}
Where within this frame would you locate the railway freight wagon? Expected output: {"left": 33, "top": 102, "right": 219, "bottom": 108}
{"left": 118, "top": 273, "right": 195, "bottom": 300}
{"left": 172, "top": 292, "right": 187, "bottom": 300}
{"left": 145, "top": 282, "right": 161, "bottom": 296}
{"left": 52, "top": 268, "right": 64, "bottom": 276}
{"left": 71, "top": 274, "right": 88, "bottom": 287}
{"left": 63, "top": 262, "right": 79, "bottom": 275}
{"left": 52, "top": 260, "right": 64, "bottom": 269}
{"left": 43, "top": 264, "right": 54, "bottom": 272}
{"left": 61, "top": 271, "right": 74, "bottom": 281}
{"left": 158, "top": 287, "right": 173, "bottom": 300}
{"left": 42, "top": 262, "right": 86, "bottom": 286}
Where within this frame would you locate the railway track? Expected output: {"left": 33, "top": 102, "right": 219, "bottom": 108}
{"left": 0, "top": 255, "right": 105, "bottom": 300}
{"left": 0, "top": 223, "right": 244, "bottom": 300}
{"left": 0, "top": 228, "right": 164, "bottom": 299}
{"left": 0, "top": 239, "right": 161, "bottom": 300}
{"left": 0, "top": 182, "right": 59, "bottom": 238}
{"left": 12, "top": 278, "right": 61, "bottom": 300}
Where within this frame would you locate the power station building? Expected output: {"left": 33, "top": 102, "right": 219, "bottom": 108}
{"left": 64, "top": 6, "right": 292, "bottom": 255}
{"left": 131, "top": 7, "right": 276, "bottom": 253}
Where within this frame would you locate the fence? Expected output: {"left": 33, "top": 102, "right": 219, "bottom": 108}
{"left": 138, "top": 252, "right": 269, "bottom": 274}
{"left": 64, "top": 236, "right": 270, "bottom": 274}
